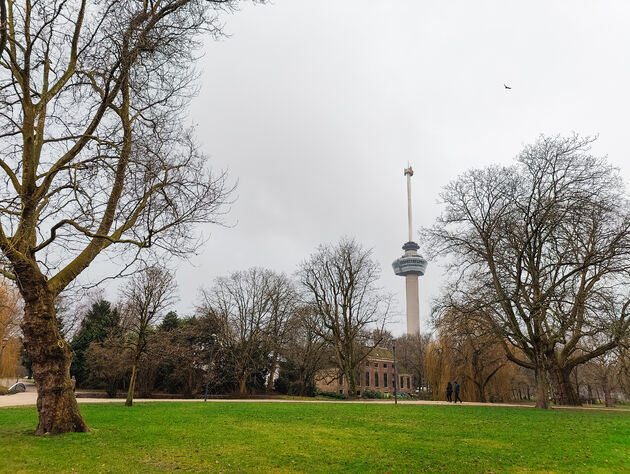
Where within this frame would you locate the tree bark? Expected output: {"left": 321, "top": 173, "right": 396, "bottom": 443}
{"left": 534, "top": 365, "right": 550, "bottom": 409}
{"left": 477, "top": 382, "right": 487, "bottom": 403}
{"left": 125, "top": 363, "right": 137, "bottom": 406}
{"left": 548, "top": 359, "right": 581, "bottom": 406}
{"left": 347, "top": 369, "right": 357, "bottom": 397}
{"left": 239, "top": 374, "right": 247, "bottom": 395}
{"left": 602, "top": 382, "right": 614, "bottom": 408}
{"left": 21, "top": 280, "right": 88, "bottom": 435}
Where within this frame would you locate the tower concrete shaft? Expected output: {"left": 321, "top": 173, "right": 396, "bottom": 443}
{"left": 392, "top": 166, "right": 427, "bottom": 336}
{"left": 405, "top": 274, "right": 419, "bottom": 335}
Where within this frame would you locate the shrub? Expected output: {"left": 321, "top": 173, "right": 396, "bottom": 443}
{"left": 274, "top": 377, "right": 290, "bottom": 394}
{"left": 362, "top": 390, "right": 387, "bottom": 399}
{"left": 316, "top": 390, "right": 348, "bottom": 400}
{"left": 288, "top": 381, "right": 315, "bottom": 397}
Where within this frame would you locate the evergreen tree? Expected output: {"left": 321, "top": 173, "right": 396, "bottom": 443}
{"left": 159, "top": 312, "right": 180, "bottom": 332}
{"left": 71, "top": 300, "right": 121, "bottom": 386}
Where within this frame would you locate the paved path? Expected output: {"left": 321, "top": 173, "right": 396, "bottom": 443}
{"left": 0, "top": 386, "right": 534, "bottom": 409}
{"left": 0, "top": 385, "right": 527, "bottom": 409}
{"left": 0, "top": 392, "right": 528, "bottom": 408}
{"left": 1, "top": 385, "right": 623, "bottom": 411}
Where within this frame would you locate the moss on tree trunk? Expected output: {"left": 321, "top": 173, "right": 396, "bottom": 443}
{"left": 21, "top": 278, "right": 88, "bottom": 435}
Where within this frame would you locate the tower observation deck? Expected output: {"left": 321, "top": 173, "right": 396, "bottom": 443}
{"left": 392, "top": 166, "right": 427, "bottom": 335}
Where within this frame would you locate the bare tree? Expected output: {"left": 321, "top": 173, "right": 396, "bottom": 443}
{"left": 121, "top": 265, "right": 177, "bottom": 406}
{"left": 264, "top": 273, "right": 298, "bottom": 392}
{"left": 297, "top": 238, "right": 390, "bottom": 397}
{"left": 281, "top": 305, "right": 328, "bottom": 395}
{"left": 0, "top": 1, "right": 242, "bottom": 433}
{"left": 394, "top": 333, "right": 430, "bottom": 394}
{"left": 579, "top": 342, "right": 627, "bottom": 407}
{"left": 618, "top": 343, "right": 630, "bottom": 402}
{"left": 428, "top": 135, "right": 630, "bottom": 407}
{"left": 142, "top": 317, "right": 214, "bottom": 397}
{"left": 0, "top": 0, "right": 6, "bottom": 58}
{"left": 201, "top": 268, "right": 295, "bottom": 395}
{"left": 85, "top": 336, "right": 131, "bottom": 398}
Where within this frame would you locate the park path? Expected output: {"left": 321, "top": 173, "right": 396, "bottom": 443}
{"left": 0, "top": 385, "right": 527, "bottom": 409}
{"left": 0, "top": 385, "right": 622, "bottom": 411}
{"left": 0, "top": 392, "right": 527, "bottom": 408}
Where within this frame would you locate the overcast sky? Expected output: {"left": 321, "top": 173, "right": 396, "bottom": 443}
{"left": 103, "top": 1, "right": 630, "bottom": 336}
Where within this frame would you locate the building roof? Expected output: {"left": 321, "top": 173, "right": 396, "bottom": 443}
{"left": 366, "top": 347, "right": 411, "bottom": 374}
{"left": 317, "top": 346, "right": 413, "bottom": 376}
{"left": 368, "top": 347, "right": 394, "bottom": 360}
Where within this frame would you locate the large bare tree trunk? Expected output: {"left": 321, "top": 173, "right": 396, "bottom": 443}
{"left": 602, "top": 382, "right": 614, "bottom": 407}
{"left": 475, "top": 381, "right": 487, "bottom": 403}
{"left": 21, "top": 279, "right": 87, "bottom": 435}
{"left": 548, "top": 359, "right": 581, "bottom": 406}
{"left": 239, "top": 375, "right": 248, "bottom": 396}
{"left": 534, "top": 365, "right": 550, "bottom": 409}
{"left": 341, "top": 358, "right": 358, "bottom": 397}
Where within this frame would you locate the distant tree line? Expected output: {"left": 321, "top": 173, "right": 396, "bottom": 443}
{"left": 62, "top": 231, "right": 630, "bottom": 406}
{"left": 67, "top": 239, "right": 392, "bottom": 400}
{"left": 14, "top": 134, "right": 630, "bottom": 408}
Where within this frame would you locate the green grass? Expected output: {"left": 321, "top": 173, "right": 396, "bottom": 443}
{"left": 0, "top": 402, "right": 628, "bottom": 473}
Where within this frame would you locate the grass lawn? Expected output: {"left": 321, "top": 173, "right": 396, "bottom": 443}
{"left": 0, "top": 402, "right": 628, "bottom": 473}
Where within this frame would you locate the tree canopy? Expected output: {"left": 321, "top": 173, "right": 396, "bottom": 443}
{"left": 429, "top": 135, "right": 630, "bottom": 407}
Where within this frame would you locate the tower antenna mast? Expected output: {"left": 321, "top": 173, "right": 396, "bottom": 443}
{"left": 405, "top": 165, "right": 413, "bottom": 242}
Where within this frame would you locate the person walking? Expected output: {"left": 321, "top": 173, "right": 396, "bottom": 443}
{"left": 453, "top": 381, "right": 462, "bottom": 403}
{"left": 446, "top": 381, "right": 453, "bottom": 402}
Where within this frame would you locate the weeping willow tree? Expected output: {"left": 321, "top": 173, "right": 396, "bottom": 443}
{"left": 0, "top": 278, "right": 21, "bottom": 381}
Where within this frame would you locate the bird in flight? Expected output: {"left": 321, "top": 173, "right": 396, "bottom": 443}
{"left": 504, "top": 84, "right": 512, "bottom": 90}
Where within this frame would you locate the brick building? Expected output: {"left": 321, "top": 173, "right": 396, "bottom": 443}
{"left": 315, "top": 347, "right": 413, "bottom": 397}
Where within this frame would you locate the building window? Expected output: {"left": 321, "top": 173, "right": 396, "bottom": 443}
{"left": 374, "top": 363, "right": 378, "bottom": 368}
{"left": 400, "top": 376, "right": 404, "bottom": 389}
{"left": 357, "top": 391, "right": 361, "bottom": 396}
{"left": 392, "top": 377, "right": 395, "bottom": 389}
{"left": 375, "top": 373, "right": 379, "bottom": 387}
{"left": 392, "top": 364, "right": 395, "bottom": 369}
{"left": 407, "top": 377, "right": 410, "bottom": 389}
{"left": 383, "top": 363, "right": 387, "bottom": 368}
{"left": 366, "top": 361, "right": 370, "bottom": 367}
{"left": 339, "top": 375, "right": 343, "bottom": 386}
{"left": 365, "top": 372, "right": 370, "bottom": 386}
{"left": 339, "top": 389, "right": 343, "bottom": 394}
{"left": 384, "top": 373, "right": 388, "bottom": 388}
